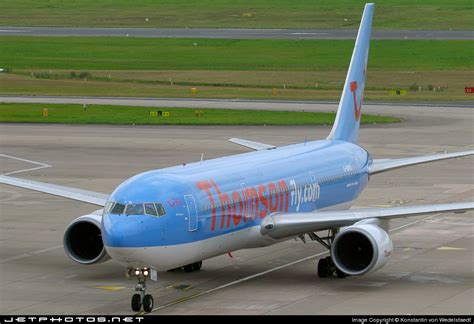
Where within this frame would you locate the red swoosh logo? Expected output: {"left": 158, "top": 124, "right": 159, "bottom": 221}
{"left": 350, "top": 81, "right": 362, "bottom": 121}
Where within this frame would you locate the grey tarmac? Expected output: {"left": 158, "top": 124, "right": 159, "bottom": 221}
{"left": 0, "top": 103, "right": 473, "bottom": 314}
{"left": 0, "top": 27, "right": 472, "bottom": 40}
{"left": 1, "top": 95, "right": 473, "bottom": 112}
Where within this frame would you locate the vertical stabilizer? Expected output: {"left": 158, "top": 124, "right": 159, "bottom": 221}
{"left": 327, "top": 3, "right": 374, "bottom": 143}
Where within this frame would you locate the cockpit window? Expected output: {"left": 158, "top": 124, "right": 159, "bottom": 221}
{"left": 104, "top": 201, "right": 115, "bottom": 213}
{"left": 111, "top": 203, "right": 125, "bottom": 214}
{"left": 106, "top": 202, "right": 166, "bottom": 217}
{"left": 144, "top": 203, "right": 158, "bottom": 216}
{"left": 155, "top": 203, "right": 166, "bottom": 216}
{"left": 125, "top": 203, "right": 144, "bottom": 215}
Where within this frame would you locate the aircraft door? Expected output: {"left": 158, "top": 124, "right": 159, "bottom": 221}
{"left": 184, "top": 194, "right": 198, "bottom": 232}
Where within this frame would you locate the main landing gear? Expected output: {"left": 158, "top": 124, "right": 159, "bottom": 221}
{"left": 300, "top": 228, "right": 348, "bottom": 279}
{"left": 129, "top": 267, "right": 154, "bottom": 313}
{"left": 183, "top": 261, "right": 202, "bottom": 272}
{"left": 168, "top": 261, "right": 203, "bottom": 273}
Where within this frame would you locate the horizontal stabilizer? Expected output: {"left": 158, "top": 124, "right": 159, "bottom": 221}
{"left": 0, "top": 175, "right": 108, "bottom": 206}
{"left": 369, "top": 150, "right": 474, "bottom": 175}
{"left": 229, "top": 138, "right": 276, "bottom": 151}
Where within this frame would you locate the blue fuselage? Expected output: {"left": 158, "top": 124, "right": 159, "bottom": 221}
{"left": 102, "top": 140, "right": 370, "bottom": 256}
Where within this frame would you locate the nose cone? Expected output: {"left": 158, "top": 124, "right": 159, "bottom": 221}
{"left": 102, "top": 213, "right": 145, "bottom": 248}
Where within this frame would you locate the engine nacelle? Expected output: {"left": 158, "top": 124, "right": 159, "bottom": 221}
{"left": 63, "top": 210, "right": 110, "bottom": 265}
{"left": 331, "top": 221, "right": 393, "bottom": 276}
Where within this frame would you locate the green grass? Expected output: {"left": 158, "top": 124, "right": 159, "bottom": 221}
{"left": 1, "top": 37, "right": 472, "bottom": 71}
{"left": 1, "top": 37, "right": 471, "bottom": 101}
{"left": 0, "top": 0, "right": 472, "bottom": 30}
{"left": 2, "top": 72, "right": 471, "bottom": 102}
{"left": 0, "top": 103, "right": 400, "bottom": 125}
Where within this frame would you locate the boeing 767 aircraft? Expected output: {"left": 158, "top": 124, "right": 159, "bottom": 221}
{"left": 1, "top": 3, "right": 473, "bottom": 313}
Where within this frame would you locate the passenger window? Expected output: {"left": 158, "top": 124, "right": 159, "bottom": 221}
{"left": 144, "top": 203, "right": 158, "bottom": 216}
{"left": 126, "top": 204, "right": 144, "bottom": 215}
{"left": 111, "top": 203, "right": 125, "bottom": 214}
{"left": 155, "top": 203, "right": 166, "bottom": 216}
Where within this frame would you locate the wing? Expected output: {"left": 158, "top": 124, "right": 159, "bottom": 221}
{"left": 228, "top": 138, "right": 276, "bottom": 151}
{"left": 0, "top": 175, "right": 108, "bottom": 206}
{"left": 369, "top": 150, "right": 474, "bottom": 175}
{"left": 261, "top": 202, "right": 473, "bottom": 239}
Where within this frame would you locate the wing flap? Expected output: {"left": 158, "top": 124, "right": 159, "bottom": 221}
{"left": 369, "top": 150, "right": 474, "bottom": 175}
{"left": 228, "top": 138, "right": 276, "bottom": 151}
{"left": 261, "top": 202, "right": 473, "bottom": 239}
{"left": 0, "top": 175, "right": 108, "bottom": 206}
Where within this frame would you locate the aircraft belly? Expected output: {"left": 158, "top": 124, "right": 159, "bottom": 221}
{"left": 105, "top": 225, "right": 273, "bottom": 271}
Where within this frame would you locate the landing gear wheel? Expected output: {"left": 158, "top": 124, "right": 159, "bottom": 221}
{"left": 317, "top": 258, "right": 329, "bottom": 278}
{"left": 336, "top": 268, "right": 347, "bottom": 278}
{"left": 143, "top": 294, "right": 154, "bottom": 313}
{"left": 131, "top": 294, "right": 142, "bottom": 312}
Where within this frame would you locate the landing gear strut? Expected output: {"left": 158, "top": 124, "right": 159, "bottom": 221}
{"left": 129, "top": 267, "right": 154, "bottom": 313}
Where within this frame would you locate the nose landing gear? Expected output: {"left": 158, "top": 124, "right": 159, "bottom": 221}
{"left": 129, "top": 267, "right": 154, "bottom": 313}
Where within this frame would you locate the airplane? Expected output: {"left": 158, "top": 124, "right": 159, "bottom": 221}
{"left": 1, "top": 3, "right": 473, "bottom": 314}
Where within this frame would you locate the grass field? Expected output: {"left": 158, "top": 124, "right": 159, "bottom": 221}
{"left": 0, "top": 103, "right": 400, "bottom": 125}
{"left": 0, "top": 0, "right": 472, "bottom": 30}
{"left": 1, "top": 72, "right": 471, "bottom": 102}
{"left": 2, "top": 37, "right": 472, "bottom": 71}
{"left": 1, "top": 36, "right": 472, "bottom": 101}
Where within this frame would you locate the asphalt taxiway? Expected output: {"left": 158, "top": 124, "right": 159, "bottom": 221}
{"left": 0, "top": 103, "right": 473, "bottom": 315}
{"left": 0, "top": 27, "right": 472, "bottom": 40}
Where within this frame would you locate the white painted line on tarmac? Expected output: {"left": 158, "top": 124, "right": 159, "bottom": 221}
{"left": 3, "top": 165, "right": 51, "bottom": 176}
{"left": 0, "top": 153, "right": 51, "bottom": 176}
{"left": 0, "top": 153, "right": 51, "bottom": 167}
{"left": 390, "top": 214, "right": 439, "bottom": 232}
{"left": 0, "top": 245, "right": 63, "bottom": 263}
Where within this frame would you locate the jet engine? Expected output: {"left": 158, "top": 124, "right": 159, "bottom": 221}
{"left": 63, "top": 210, "right": 110, "bottom": 265}
{"left": 331, "top": 220, "right": 392, "bottom": 276}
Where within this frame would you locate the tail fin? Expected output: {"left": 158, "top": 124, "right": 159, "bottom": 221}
{"left": 327, "top": 3, "right": 374, "bottom": 143}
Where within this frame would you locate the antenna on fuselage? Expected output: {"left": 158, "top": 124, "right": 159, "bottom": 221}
{"left": 200, "top": 153, "right": 204, "bottom": 164}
